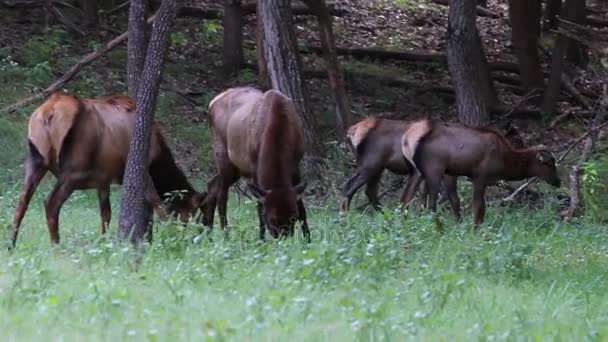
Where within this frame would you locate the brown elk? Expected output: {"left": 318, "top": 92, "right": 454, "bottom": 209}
{"left": 10, "top": 92, "right": 206, "bottom": 247}
{"left": 205, "top": 87, "right": 310, "bottom": 242}
{"left": 401, "top": 118, "right": 561, "bottom": 226}
{"left": 340, "top": 117, "right": 461, "bottom": 218}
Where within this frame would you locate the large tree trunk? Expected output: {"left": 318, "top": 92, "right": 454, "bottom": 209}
{"left": 541, "top": 0, "right": 580, "bottom": 113}
{"left": 222, "top": 0, "right": 244, "bottom": 77}
{"left": 543, "top": 0, "right": 562, "bottom": 31}
{"left": 127, "top": 0, "right": 148, "bottom": 97}
{"left": 446, "top": 0, "right": 497, "bottom": 127}
{"left": 302, "top": 0, "right": 352, "bottom": 138}
{"left": 119, "top": 0, "right": 176, "bottom": 245}
{"left": 509, "top": 0, "right": 544, "bottom": 98}
{"left": 82, "top": 0, "right": 98, "bottom": 31}
{"left": 564, "top": 0, "right": 588, "bottom": 66}
{"left": 257, "top": 0, "right": 323, "bottom": 172}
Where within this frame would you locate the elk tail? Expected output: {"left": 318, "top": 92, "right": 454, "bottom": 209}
{"left": 346, "top": 117, "right": 378, "bottom": 157}
{"left": 401, "top": 118, "right": 433, "bottom": 170}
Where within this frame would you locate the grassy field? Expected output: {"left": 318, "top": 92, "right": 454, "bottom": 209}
{"left": 1, "top": 178, "right": 607, "bottom": 341}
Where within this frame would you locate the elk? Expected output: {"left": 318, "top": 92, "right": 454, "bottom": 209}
{"left": 340, "top": 117, "right": 461, "bottom": 218}
{"left": 10, "top": 92, "right": 206, "bottom": 248}
{"left": 205, "top": 87, "right": 310, "bottom": 242}
{"left": 401, "top": 118, "right": 561, "bottom": 226}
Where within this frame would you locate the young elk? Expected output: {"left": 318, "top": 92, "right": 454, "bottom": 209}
{"left": 10, "top": 92, "right": 206, "bottom": 248}
{"left": 205, "top": 87, "right": 310, "bottom": 242}
{"left": 341, "top": 117, "right": 461, "bottom": 218}
{"left": 401, "top": 119, "right": 561, "bottom": 226}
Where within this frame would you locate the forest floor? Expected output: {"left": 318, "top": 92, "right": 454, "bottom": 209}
{"left": 1, "top": 0, "right": 608, "bottom": 340}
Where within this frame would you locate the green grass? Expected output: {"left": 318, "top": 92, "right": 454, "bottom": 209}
{"left": 1, "top": 180, "right": 607, "bottom": 341}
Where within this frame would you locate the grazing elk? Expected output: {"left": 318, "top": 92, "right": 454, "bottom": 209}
{"left": 10, "top": 92, "right": 206, "bottom": 247}
{"left": 340, "top": 117, "right": 461, "bottom": 218}
{"left": 401, "top": 119, "right": 561, "bottom": 226}
{"left": 205, "top": 87, "right": 310, "bottom": 242}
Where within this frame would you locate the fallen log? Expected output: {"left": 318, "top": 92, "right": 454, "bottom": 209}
{"left": 430, "top": 0, "right": 500, "bottom": 18}
{"left": 177, "top": 2, "right": 346, "bottom": 19}
{"left": 300, "top": 45, "right": 523, "bottom": 74}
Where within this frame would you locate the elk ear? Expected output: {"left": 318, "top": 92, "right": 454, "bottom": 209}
{"left": 247, "top": 183, "right": 267, "bottom": 201}
{"left": 294, "top": 182, "right": 307, "bottom": 200}
{"left": 536, "top": 150, "right": 554, "bottom": 164}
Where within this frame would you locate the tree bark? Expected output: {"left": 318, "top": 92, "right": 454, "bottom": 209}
{"left": 127, "top": 0, "right": 148, "bottom": 97}
{"left": 222, "top": 0, "right": 244, "bottom": 77}
{"left": 257, "top": 0, "right": 323, "bottom": 171}
{"left": 508, "top": 0, "right": 544, "bottom": 98}
{"left": 81, "top": 0, "right": 98, "bottom": 31}
{"left": 446, "top": 0, "right": 497, "bottom": 127}
{"left": 119, "top": 0, "right": 175, "bottom": 245}
{"left": 302, "top": 0, "right": 352, "bottom": 138}
{"left": 543, "top": 0, "right": 562, "bottom": 30}
{"left": 541, "top": 0, "right": 580, "bottom": 113}
{"left": 564, "top": 0, "right": 588, "bottom": 66}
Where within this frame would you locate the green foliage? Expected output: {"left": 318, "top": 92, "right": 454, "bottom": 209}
{"left": 198, "top": 20, "right": 222, "bottom": 46}
{"left": 237, "top": 68, "right": 257, "bottom": 84}
{"left": 24, "top": 61, "right": 52, "bottom": 87}
{"left": 582, "top": 156, "right": 608, "bottom": 222}
{"left": 22, "top": 27, "right": 66, "bottom": 66}
{"left": 170, "top": 32, "right": 188, "bottom": 47}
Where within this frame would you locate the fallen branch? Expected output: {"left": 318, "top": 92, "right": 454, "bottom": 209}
{"left": 0, "top": 13, "right": 158, "bottom": 115}
{"left": 586, "top": 16, "right": 608, "bottom": 28}
{"left": 50, "top": 3, "right": 85, "bottom": 36}
{"left": 561, "top": 104, "right": 606, "bottom": 219}
{"left": 355, "top": 179, "right": 404, "bottom": 211}
{"left": 177, "top": 2, "right": 346, "bottom": 19}
{"left": 561, "top": 73, "right": 593, "bottom": 109}
{"left": 300, "top": 45, "right": 523, "bottom": 74}
{"left": 430, "top": 0, "right": 500, "bottom": 18}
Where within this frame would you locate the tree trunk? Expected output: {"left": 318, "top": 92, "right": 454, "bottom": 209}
{"left": 255, "top": 6, "right": 270, "bottom": 90}
{"left": 127, "top": 0, "right": 148, "bottom": 97}
{"left": 508, "top": 0, "right": 544, "bottom": 98}
{"left": 82, "top": 0, "right": 98, "bottom": 31}
{"left": 541, "top": 0, "right": 580, "bottom": 113}
{"left": 257, "top": 0, "right": 323, "bottom": 172}
{"left": 564, "top": 0, "right": 588, "bottom": 66}
{"left": 222, "top": 0, "right": 244, "bottom": 77}
{"left": 543, "top": 0, "right": 562, "bottom": 30}
{"left": 119, "top": 0, "right": 176, "bottom": 245}
{"left": 446, "top": 0, "right": 497, "bottom": 127}
{"left": 302, "top": 0, "right": 352, "bottom": 138}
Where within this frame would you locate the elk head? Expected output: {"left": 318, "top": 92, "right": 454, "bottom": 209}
{"left": 248, "top": 182, "right": 307, "bottom": 239}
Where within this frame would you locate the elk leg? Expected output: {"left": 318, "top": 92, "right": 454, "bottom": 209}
{"left": 472, "top": 180, "right": 487, "bottom": 228}
{"left": 44, "top": 179, "right": 76, "bottom": 244}
{"left": 400, "top": 170, "right": 423, "bottom": 208}
{"left": 143, "top": 173, "right": 166, "bottom": 220}
{"left": 10, "top": 154, "right": 47, "bottom": 248}
{"left": 364, "top": 171, "right": 383, "bottom": 211}
{"left": 423, "top": 169, "right": 444, "bottom": 213}
{"left": 203, "top": 175, "right": 220, "bottom": 228}
{"left": 97, "top": 185, "right": 111, "bottom": 235}
{"left": 256, "top": 202, "right": 266, "bottom": 241}
{"left": 443, "top": 176, "right": 461, "bottom": 221}
{"left": 297, "top": 199, "right": 311, "bottom": 243}
{"left": 217, "top": 166, "right": 239, "bottom": 230}
{"left": 340, "top": 168, "right": 382, "bottom": 211}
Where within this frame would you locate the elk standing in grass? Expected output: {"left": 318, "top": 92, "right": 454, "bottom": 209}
{"left": 401, "top": 118, "right": 561, "bottom": 226}
{"left": 340, "top": 117, "right": 461, "bottom": 217}
{"left": 10, "top": 92, "right": 206, "bottom": 247}
{"left": 205, "top": 87, "right": 310, "bottom": 242}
